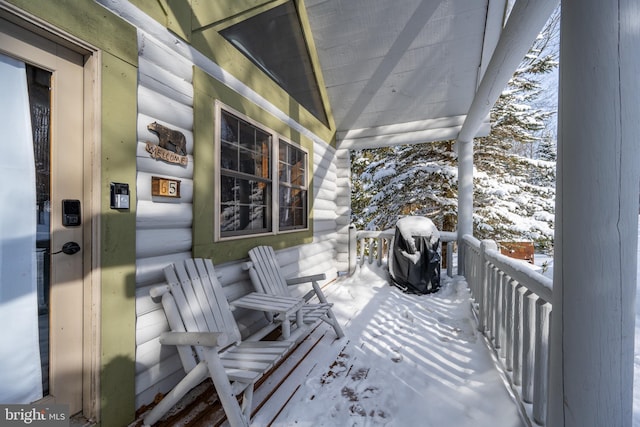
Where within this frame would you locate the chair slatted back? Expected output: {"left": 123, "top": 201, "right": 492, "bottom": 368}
{"left": 163, "top": 259, "right": 242, "bottom": 365}
{"left": 248, "top": 246, "right": 290, "bottom": 297}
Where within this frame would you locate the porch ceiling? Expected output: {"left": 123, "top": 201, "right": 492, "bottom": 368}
{"left": 304, "top": 0, "right": 506, "bottom": 149}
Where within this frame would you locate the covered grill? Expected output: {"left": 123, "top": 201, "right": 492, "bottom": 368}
{"left": 389, "top": 217, "right": 441, "bottom": 294}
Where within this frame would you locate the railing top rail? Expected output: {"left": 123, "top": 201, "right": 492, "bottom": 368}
{"left": 356, "top": 229, "right": 458, "bottom": 242}
{"left": 461, "top": 233, "right": 553, "bottom": 304}
{"left": 462, "top": 234, "right": 481, "bottom": 248}
{"left": 485, "top": 248, "right": 553, "bottom": 304}
{"left": 355, "top": 229, "right": 394, "bottom": 239}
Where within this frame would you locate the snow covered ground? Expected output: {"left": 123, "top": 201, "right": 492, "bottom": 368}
{"left": 255, "top": 266, "right": 524, "bottom": 427}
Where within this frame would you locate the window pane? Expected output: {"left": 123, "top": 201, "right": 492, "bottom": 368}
{"left": 239, "top": 121, "right": 255, "bottom": 151}
{"left": 221, "top": 112, "right": 238, "bottom": 143}
{"left": 218, "top": 109, "right": 273, "bottom": 237}
{"left": 220, "top": 175, "right": 236, "bottom": 203}
{"left": 277, "top": 140, "right": 307, "bottom": 230}
{"left": 221, "top": 141, "right": 238, "bottom": 171}
{"left": 220, "top": 204, "right": 238, "bottom": 232}
{"left": 239, "top": 147, "right": 255, "bottom": 174}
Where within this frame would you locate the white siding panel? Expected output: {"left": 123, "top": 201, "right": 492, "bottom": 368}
{"left": 136, "top": 284, "right": 163, "bottom": 316}
{"left": 137, "top": 201, "right": 192, "bottom": 230}
{"left": 315, "top": 187, "right": 337, "bottom": 203}
{"left": 136, "top": 338, "right": 179, "bottom": 375}
{"left": 312, "top": 198, "right": 336, "bottom": 212}
{"left": 136, "top": 309, "right": 169, "bottom": 346}
{"left": 136, "top": 228, "right": 192, "bottom": 258}
{"left": 138, "top": 85, "right": 193, "bottom": 131}
{"left": 138, "top": 32, "right": 193, "bottom": 82}
{"left": 136, "top": 353, "right": 183, "bottom": 395}
{"left": 139, "top": 56, "right": 194, "bottom": 105}
{"left": 136, "top": 252, "right": 192, "bottom": 285}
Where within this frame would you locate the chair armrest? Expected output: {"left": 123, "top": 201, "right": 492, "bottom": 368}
{"left": 159, "top": 331, "right": 229, "bottom": 348}
{"left": 285, "top": 273, "right": 326, "bottom": 286}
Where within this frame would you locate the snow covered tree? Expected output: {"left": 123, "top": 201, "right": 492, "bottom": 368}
{"left": 351, "top": 8, "right": 559, "bottom": 251}
{"left": 536, "top": 132, "right": 557, "bottom": 161}
{"left": 351, "top": 141, "right": 458, "bottom": 232}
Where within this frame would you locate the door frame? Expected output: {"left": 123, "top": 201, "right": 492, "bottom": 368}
{"left": 0, "top": 4, "right": 102, "bottom": 420}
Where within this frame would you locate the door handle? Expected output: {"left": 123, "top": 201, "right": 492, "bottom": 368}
{"left": 52, "top": 241, "right": 81, "bottom": 255}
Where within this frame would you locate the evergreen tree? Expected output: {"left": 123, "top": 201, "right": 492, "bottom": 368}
{"left": 536, "top": 133, "right": 557, "bottom": 161}
{"left": 351, "top": 8, "right": 559, "bottom": 251}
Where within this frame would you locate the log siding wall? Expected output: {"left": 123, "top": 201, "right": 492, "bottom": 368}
{"left": 133, "top": 31, "right": 341, "bottom": 408}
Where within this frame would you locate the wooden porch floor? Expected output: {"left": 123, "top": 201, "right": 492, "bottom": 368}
{"left": 135, "top": 266, "right": 525, "bottom": 427}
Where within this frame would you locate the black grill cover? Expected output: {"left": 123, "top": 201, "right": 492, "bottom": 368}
{"left": 389, "top": 217, "right": 441, "bottom": 294}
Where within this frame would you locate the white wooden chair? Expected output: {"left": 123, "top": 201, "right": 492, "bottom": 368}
{"left": 143, "top": 258, "right": 294, "bottom": 427}
{"left": 245, "top": 246, "right": 345, "bottom": 339}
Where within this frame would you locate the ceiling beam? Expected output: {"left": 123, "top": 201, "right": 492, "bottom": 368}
{"left": 457, "top": 0, "right": 559, "bottom": 144}
{"left": 338, "top": 115, "right": 490, "bottom": 150}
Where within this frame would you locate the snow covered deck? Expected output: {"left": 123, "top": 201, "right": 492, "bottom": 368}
{"left": 253, "top": 266, "right": 524, "bottom": 426}
{"left": 139, "top": 265, "right": 524, "bottom": 426}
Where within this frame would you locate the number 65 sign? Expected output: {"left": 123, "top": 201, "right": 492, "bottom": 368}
{"left": 151, "top": 176, "right": 181, "bottom": 198}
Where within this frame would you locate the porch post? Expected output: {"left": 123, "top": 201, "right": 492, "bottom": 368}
{"left": 457, "top": 139, "right": 473, "bottom": 275}
{"left": 548, "top": 0, "right": 640, "bottom": 425}
{"left": 455, "top": 0, "right": 559, "bottom": 275}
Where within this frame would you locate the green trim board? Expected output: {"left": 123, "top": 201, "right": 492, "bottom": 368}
{"left": 99, "top": 51, "right": 138, "bottom": 427}
{"left": 193, "top": 66, "right": 314, "bottom": 264}
{"left": 128, "top": 0, "right": 192, "bottom": 42}
{"left": 5, "top": 0, "right": 137, "bottom": 67}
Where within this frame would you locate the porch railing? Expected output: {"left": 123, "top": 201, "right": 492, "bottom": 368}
{"left": 347, "top": 225, "right": 457, "bottom": 277}
{"left": 460, "top": 235, "right": 553, "bottom": 426}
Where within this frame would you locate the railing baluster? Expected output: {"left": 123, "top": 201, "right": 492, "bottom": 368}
{"left": 522, "top": 291, "right": 538, "bottom": 403}
{"left": 497, "top": 271, "right": 508, "bottom": 358}
{"left": 505, "top": 278, "right": 517, "bottom": 372}
{"left": 461, "top": 235, "right": 552, "bottom": 426}
{"left": 533, "top": 300, "right": 551, "bottom": 424}
{"left": 513, "top": 284, "right": 526, "bottom": 386}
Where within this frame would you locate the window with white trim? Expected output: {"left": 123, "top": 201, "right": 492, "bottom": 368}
{"left": 278, "top": 139, "right": 308, "bottom": 230}
{"left": 219, "top": 110, "right": 272, "bottom": 237}
{"left": 217, "top": 106, "right": 308, "bottom": 239}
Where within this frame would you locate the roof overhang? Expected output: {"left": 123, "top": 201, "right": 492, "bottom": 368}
{"left": 305, "top": 0, "right": 557, "bottom": 150}
{"left": 304, "top": 0, "right": 508, "bottom": 150}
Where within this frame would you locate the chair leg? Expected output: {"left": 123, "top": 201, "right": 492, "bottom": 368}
{"left": 143, "top": 362, "right": 209, "bottom": 426}
{"left": 241, "top": 384, "right": 254, "bottom": 421}
{"left": 325, "top": 308, "right": 345, "bottom": 338}
{"left": 311, "top": 281, "right": 345, "bottom": 339}
{"left": 204, "top": 352, "right": 250, "bottom": 427}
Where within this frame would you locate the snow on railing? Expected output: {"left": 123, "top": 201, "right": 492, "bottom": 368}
{"left": 348, "top": 225, "right": 457, "bottom": 277}
{"left": 461, "top": 234, "right": 553, "bottom": 426}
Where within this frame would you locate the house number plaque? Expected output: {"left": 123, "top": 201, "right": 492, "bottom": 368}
{"left": 151, "top": 176, "right": 181, "bottom": 198}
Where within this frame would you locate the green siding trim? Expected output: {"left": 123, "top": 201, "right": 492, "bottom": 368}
{"left": 128, "top": 0, "right": 192, "bottom": 42}
{"left": 191, "top": 0, "right": 278, "bottom": 30}
{"left": 193, "top": 66, "right": 313, "bottom": 264}
{"left": 4, "top": 2, "right": 139, "bottom": 425}
{"left": 295, "top": 0, "right": 336, "bottom": 132}
{"left": 99, "top": 52, "right": 138, "bottom": 427}
{"left": 5, "top": 0, "right": 137, "bottom": 67}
